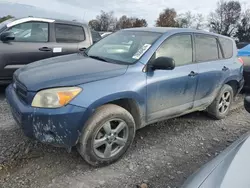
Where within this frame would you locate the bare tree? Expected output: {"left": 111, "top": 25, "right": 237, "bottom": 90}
{"left": 88, "top": 11, "right": 117, "bottom": 31}
{"left": 132, "top": 18, "right": 147, "bottom": 27}
{"left": 177, "top": 11, "right": 194, "bottom": 28}
{"left": 116, "top": 15, "right": 133, "bottom": 29}
{"left": 156, "top": 8, "right": 178, "bottom": 27}
{"left": 116, "top": 15, "right": 148, "bottom": 29}
{"left": 209, "top": 0, "right": 241, "bottom": 36}
{"left": 88, "top": 19, "right": 101, "bottom": 31}
{"left": 97, "top": 11, "right": 117, "bottom": 31}
{"left": 235, "top": 9, "right": 250, "bottom": 42}
{"left": 195, "top": 14, "right": 205, "bottom": 30}
{"left": 0, "top": 15, "right": 14, "bottom": 23}
{"left": 177, "top": 12, "right": 206, "bottom": 29}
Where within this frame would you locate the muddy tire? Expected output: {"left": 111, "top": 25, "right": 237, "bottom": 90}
{"left": 207, "top": 84, "right": 234, "bottom": 120}
{"left": 77, "top": 104, "right": 136, "bottom": 167}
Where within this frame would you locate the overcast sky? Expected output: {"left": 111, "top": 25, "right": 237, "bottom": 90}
{"left": 1, "top": 0, "right": 250, "bottom": 26}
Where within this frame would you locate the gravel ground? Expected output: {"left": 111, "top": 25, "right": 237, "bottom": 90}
{"left": 0, "top": 88, "right": 249, "bottom": 188}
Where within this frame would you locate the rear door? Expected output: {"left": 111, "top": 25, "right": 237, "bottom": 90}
{"left": 194, "top": 34, "right": 226, "bottom": 108}
{"left": 50, "top": 23, "right": 86, "bottom": 57}
{"left": 0, "top": 21, "right": 53, "bottom": 79}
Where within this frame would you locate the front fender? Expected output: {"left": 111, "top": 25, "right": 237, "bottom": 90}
{"left": 70, "top": 91, "right": 146, "bottom": 131}
{"left": 85, "top": 91, "right": 145, "bottom": 112}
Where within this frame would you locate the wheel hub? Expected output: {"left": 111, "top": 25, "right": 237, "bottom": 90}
{"left": 107, "top": 134, "right": 116, "bottom": 143}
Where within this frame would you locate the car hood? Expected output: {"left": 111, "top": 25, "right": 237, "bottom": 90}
{"left": 182, "top": 133, "right": 250, "bottom": 188}
{"left": 14, "top": 54, "right": 128, "bottom": 91}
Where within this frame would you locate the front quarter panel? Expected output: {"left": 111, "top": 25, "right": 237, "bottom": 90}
{"left": 69, "top": 62, "right": 147, "bottom": 122}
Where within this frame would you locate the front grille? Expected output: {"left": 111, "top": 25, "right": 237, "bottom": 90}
{"left": 13, "top": 77, "right": 28, "bottom": 103}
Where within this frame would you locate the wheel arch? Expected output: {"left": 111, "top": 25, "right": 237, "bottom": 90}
{"left": 86, "top": 92, "right": 146, "bottom": 129}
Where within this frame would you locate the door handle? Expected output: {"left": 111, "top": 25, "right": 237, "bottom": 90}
{"left": 39, "top": 47, "right": 52, "bottom": 52}
{"left": 79, "top": 47, "right": 86, "bottom": 51}
{"left": 222, "top": 66, "right": 229, "bottom": 71}
{"left": 188, "top": 71, "right": 198, "bottom": 77}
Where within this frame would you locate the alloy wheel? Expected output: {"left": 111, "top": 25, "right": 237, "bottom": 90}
{"left": 93, "top": 118, "right": 129, "bottom": 159}
{"left": 218, "top": 91, "right": 231, "bottom": 114}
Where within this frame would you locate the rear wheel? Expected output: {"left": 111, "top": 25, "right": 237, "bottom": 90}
{"left": 77, "top": 104, "right": 136, "bottom": 166}
{"left": 207, "top": 84, "right": 234, "bottom": 120}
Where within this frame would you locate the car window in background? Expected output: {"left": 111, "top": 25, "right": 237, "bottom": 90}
{"left": 195, "top": 35, "right": 219, "bottom": 62}
{"left": 155, "top": 34, "right": 193, "bottom": 66}
{"left": 0, "top": 18, "right": 15, "bottom": 32}
{"left": 87, "top": 31, "right": 161, "bottom": 64}
{"left": 237, "top": 42, "right": 250, "bottom": 49}
{"left": 91, "top": 30, "right": 102, "bottom": 43}
{"left": 7, "top": 22, "right": 48, "bottom": 42}
{"left": 219, "top": 37, "right": 233, "bottom": 58}
{"left": 55, "top": 24, "right": 85, "bottom": 43}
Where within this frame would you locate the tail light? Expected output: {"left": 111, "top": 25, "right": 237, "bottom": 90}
{"left": 238, "top": 57, "right": 244, "bottom": 65}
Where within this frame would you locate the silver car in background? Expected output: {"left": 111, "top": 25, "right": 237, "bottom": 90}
{"left": 182, "top": 132, "right": 250, "bottom": 188}
{"left": 182, "top": 96, "right": 250, "bottom": 188}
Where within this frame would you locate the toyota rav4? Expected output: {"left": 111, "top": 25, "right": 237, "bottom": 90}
{"left": 6, "top": 28, "right": 244, "bottom": 166}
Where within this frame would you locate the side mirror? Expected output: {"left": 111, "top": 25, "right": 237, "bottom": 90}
{"left": 151, "top": 57, "right": 175, "bottom": 70}
{"left": 0, "top": 32, "right": 15, "bottom": 42}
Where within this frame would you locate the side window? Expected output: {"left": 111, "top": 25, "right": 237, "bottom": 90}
{"left": 195, "top": 35, "right": 219, "bottom": 62}
{"left": 55, "top": 24, "right": 85, "bottom": 43}
{"left": 7, "top": 22, "right": 48, "bottom": 42}
{"left": 155, "top": 34, "right": 193, "bottom": 66}
{"left": 219, "top": 37, "right": 233, "bottom": 58}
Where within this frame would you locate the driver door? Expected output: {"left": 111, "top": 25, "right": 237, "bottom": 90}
{"left": 146, "top": 34, "right": 198, "bottom": 123}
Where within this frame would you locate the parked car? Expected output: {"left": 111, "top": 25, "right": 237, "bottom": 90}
{"left": 6, "top": 27, "right": 244, "bottom": 166}
{"left": 181, "top": 132, "right": 250, "bottom": 188}
{"left": 91, "top": 30, "right": 102, "bottom": 43}
{"left": 237, "top": 42, "right": 250, "bottom": 90}
{"left": 0, "top": 17, "right": 96, "bottom": 84}
{"left": 183, "top": 96, "right": 250, "bottom": 187}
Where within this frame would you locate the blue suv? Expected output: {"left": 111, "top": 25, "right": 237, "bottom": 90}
{"left": 6, "top": 28, "right": 244, "bottom": 166}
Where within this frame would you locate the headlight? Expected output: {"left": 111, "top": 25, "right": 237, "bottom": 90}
{"left": 32, "top": 87, "right": 82, "bottom": 108}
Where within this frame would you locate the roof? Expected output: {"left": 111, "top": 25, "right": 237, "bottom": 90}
{"left": 123, "top": 27, "right": 225, "bottom": 37}
{"left": 6, "top": 17, "right": 87, "bottom": 28}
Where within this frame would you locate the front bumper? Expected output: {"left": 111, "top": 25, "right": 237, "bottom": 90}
{"left": 6, "top": 84, "right": 88, "bottom": 148}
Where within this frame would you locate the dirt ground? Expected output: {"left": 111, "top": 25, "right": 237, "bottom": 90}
{"left": 0, "top": 90, "right": 250, "bottom": 188}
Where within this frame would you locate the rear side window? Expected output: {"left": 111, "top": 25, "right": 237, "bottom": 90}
{"left": 55, "top": 24, "right": 85, "bottom": 43}
{"left": 195, "top": 35, "right": 218, "bottom": 62}
{"left": 219, "top": 37, "right": 233, "bottom": 58}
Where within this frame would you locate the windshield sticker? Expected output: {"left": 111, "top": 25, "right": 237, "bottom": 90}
{"left": 132, "top": 44, "right": 151, "bottom": 59}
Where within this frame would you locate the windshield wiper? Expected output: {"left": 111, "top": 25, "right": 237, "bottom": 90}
{"left": 89, "top": 55, "right": 108, "bottom": 62}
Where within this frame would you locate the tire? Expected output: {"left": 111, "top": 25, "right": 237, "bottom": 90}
{"left": 77, "top": 104, "right": 136, "bottom": 167}
{"left": 207, "top": 84, "right": 234, "bottom": 120}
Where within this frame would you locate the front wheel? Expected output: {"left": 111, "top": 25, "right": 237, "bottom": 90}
{"left": 207, "top": 84, "right": 234, "bottom": 120}
{"left": 77, "top": 104, "right": 136, "bottom": 166}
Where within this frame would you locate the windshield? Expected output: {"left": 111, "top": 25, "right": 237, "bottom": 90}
{"left": 0, "top": 18, "right": 16, "bottom": 33}
{"left": 87, "top": 31, "right": 161, "bottom": 64}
